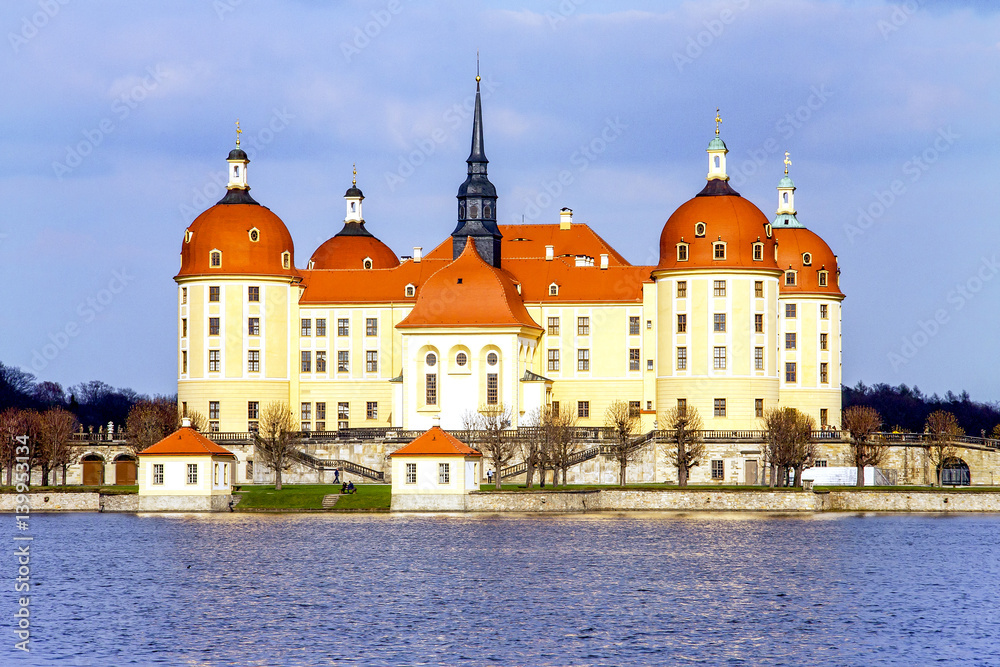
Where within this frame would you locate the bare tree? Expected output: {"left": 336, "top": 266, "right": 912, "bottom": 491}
{"left": 788, "top": 411, "right": 817, "bottom": 488}
{"left": 992, "top": 424, "right": 1000, "bottom": 441}
{"left": 519, "top": 408, "right": 545, "bottom": 488}
{"left": 471, "top": 403, "right": 516, "bottom": 490}
{"left": 0, "top": 408, "right": 33, "bottom": 486}
{"left": 660, "top": 405, "right": 705, "bottom": 487}
{"left": 605, "top": 400, "right": 640, "bottom": 486}
{"left": 925, "top": 410, "right": 963, "bottom": 487}
{"left": 760, "top": 407, "right": 794, "bottom": 488}
{"left": 125, "top": 398, "right": 179, "bottom": 459}
{"left": 542, "top": 405, "right": 580, "bottom": 488}
{"left": 842, "top": 405, "right": 884, "bottom": 488}
{"left": 39, "top": 408, "right": 79, "bottom": 485}
{"left": 255, "top": 401, "right": 299, "bottom": 490}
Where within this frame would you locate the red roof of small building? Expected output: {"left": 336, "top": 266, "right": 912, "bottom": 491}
{"left": 309, "top": 231, "right": 400, "bottom": 270}
{"left": 139, "top": 427, "right": 237, "bottom": 457}
{"left": 389, "top": 426, "right": 482, "bottom": 457}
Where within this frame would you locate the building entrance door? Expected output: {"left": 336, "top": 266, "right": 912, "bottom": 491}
{"left": 744, "top": 460, "right": 758, "bottom": 485}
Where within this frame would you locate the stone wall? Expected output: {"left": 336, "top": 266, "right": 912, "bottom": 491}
{"left": 0, "top": 492, "right": 138, "bottom": 512}
{"left": 822, "top": 490, "right": 1000, "bottom": 512}
{"left": 137, "top": 494, "right": 232, "bottom": 512}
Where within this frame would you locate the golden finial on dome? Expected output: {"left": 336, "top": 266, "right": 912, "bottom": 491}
{"left": 236, "top": 119, "right": 242, "bottom": 147}
{"left": 352, "top": 163, "right": 357, "bottom": 186}
{"left": 715, "top": 108, "right": 721, "bottom": 136}
{"left": 784, "top": 151, "right": 791, "bottom": 175}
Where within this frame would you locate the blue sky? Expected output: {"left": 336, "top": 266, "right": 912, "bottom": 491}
{"left": 0, "top": 0, "right": 997, "bottom": 400}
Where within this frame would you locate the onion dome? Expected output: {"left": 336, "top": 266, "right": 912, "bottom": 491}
{"left": 177, "top": 134, "right": 297, "bottom": 279}
{"left": 397, "top": 236, "right": 540, "bottom": 330}
{"left": 657, "top": 116, "right": 778, "bottom": 271}
{"left": 308, "top": 170, "right": 400, "bottom": 270}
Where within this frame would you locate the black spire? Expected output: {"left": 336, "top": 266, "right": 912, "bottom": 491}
{"left": 452, "top": 71, "right": 502, "bottom": 267}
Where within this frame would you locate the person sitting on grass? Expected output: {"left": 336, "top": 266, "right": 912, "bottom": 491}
{"left": 347, "top": 481, "right": 356, "bottom": 494}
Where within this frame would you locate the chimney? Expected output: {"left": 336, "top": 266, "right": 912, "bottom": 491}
{"left": 559, "top": 207, "right": 573, "bottom": 230}
{"left": 413, "top": 247, "right": 422, "bottom": 263}
{"left": 600, "top": 254, "right": 608, "bottom": 270}
{"left": 181, "top": 416, "right": 192, "bottom": 428}
{"left": 545, "top": 245, "right": 554, "bottom": 261}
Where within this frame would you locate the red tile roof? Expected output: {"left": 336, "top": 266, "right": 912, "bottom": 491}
{"left": 389, "top": 426, "right": 482, "bottom": 457}
{"left": 424, "top": 223, "right": 631, "bottom": 265}
{"left": 139, "top": 427, "right": 237, "bottom": 457}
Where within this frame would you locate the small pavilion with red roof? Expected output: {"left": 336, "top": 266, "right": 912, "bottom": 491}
{"left": 388, "top": 422, "right": 482, "bottom": 511}
{"left": 137, "top": 418, "right": 237, "bottom": 511}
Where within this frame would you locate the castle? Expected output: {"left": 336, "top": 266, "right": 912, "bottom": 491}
{"left": 174, "top": 79, "right": 843, "bottom": 483}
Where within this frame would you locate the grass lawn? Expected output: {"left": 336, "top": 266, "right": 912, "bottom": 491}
{"left": 478, "top": 483, "right": 810, "bottom": 492}
{"left": 234, "top": 484, "right": 391, "bottom": 511}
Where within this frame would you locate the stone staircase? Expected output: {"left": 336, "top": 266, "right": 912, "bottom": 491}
{"left": 321, "top": 494, "right": 341, "bottom": 509}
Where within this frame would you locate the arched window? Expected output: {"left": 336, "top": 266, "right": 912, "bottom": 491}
{"left": 940, "top": 458, "right": 970, "bottom": 486}
{"left": 783, "top": 192, "right": 788, "bottom": 204}
{"left": 281, "top": 251, "right": 291, "bottom": 270}
{"left": 351, "top": 202, "right": 356, "bottom": 212}
{"left": 714, "top": 155, "right": 720, "bottom": 168}
{"left": 405, "top": 284, "right": 415, "bottom": 297}
{"left": 549, "top": 283, "right": 559, "bottom": 296}
{"left": 484, "top": 204, "right": 492, "bottom": 219}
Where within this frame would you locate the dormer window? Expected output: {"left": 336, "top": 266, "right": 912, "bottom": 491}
{"left": 549, "top": 283, "right": 559, "bottom": 296}
{"left": 695, "top": 222, "right": 706, "bottom": 237}
{"left": 185, "top": 229, "right": 193, "bottom": 244}
{"left": 281, "top": 251, "right": 291, "bottom": 270}
{"left": 210, "top": 250, "right": 222, "bottom": 268}
{"left": 785, "top": 270, "right": 797, "bottom": 286}
{"left": 765, "top": 223, "right": 773, "bottom": 238}
{"left": 713, "top": 242, "right": 726, "bottom": 260}
{"left": 363, "top": 258, "right": 373, "bottom": 270}
{"left": 676, "top": 243, "right": 689, "bottom": 261}
{"left": 752, "top": 242, "right": 763, "bottom": 261}
{"left": 818, "top": 270, "right": 829, "bottom": 287}
{"left": 248, "top": 227, "right": 260, "bottom": 243}
{"left": 802, "top": 252, "right": 812, "bottom": 266}
{"left": 405, "top": 284, "right": 415, "bottom": 298}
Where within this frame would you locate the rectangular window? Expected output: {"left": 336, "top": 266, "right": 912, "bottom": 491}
{"left": 301, "top": 319, "right": 312, "bottom": 336}
{"left": 248, "top": 317, "right": 260, "bottom": 336}
{"left": 577, "top": 401, "right": 590, "bottom": 418}
{"left": 577, "top": 317, "right": 590, "bottom": 335}
{"left": 677, "top": 314, "right": 687, "bottom": 333}
{"left": 629, "top": 349, "right": 640, "bottom": 371}
{"left": 815, "top": 459, "right": 828, "bottom": 468}
{"left": 248, "top": 350, "right": 260, "bottom": 372}
{"left": 755, "top": 281, "right": 763, "bottom": 298}
{"left": 754, "top": 347, "right": 764, "bottom": 370}
{"left": 182, "top": 351, "right": 188, "bottom": 374}
{"left": 209, "top": 350, "right": 220, "bottom": 372}
{"left": 301, "top": 402, "right": 311, "bottom": 421}
{"left": 677, "top": 244, "right": 688, "bottom": 261}
{"left": 820, "top": 333, "right": 828, "bottom": 350}
{"left": 677, "top": 281, "right": 687, "bottom": 298}
{"left": 647, "top": 359, "right": 653, "bottom": 370}
{"left": 338, "top": 318, "right": 349, "bottom": 336}
{"left": 338, "top": 402, "right": 349, "bottom": 429}
{"left": 785, "top": 362, "right": 797, "bottom": 383}
{"left": 181, "top": 287, "right": 188, "bottom": 305}
{"left": 677, "top": 347, "right": 687, "bottom": 370}
{"left": 755, "top": 398, "right": 764, "bottom": 418}
{"left": 316, "top": 402, "right": 326, "bottom": 421}
{"left": 820, "top": 304, "right": 829, "bottom": 319}
{"left": 209, "top": 421, "right": 219, "bottom": 433}
{"left": 820, "top": 408, "right": 828, "bottom": 426}
{"left": 425, "top": 374, "right": 437, "bottom": 405}
{"left": 301, "top": 351, "right": 311, "bottom": 372}
{"left": 711, "top": 460, "right": 724, "bottom": 480}
{"left": 487, "top": 373, "right": 498, "bottom": 404}
{"left": 182, "top": 318, "right": 188, "bottom": 337}
{"left": 187, "top": 463, "right": 198, "bottom": 485}
{"left": 405, "top": 462, "right": 417, "bottom": 484}
{"left": 677, "top": 398, "right": 687, "bottom": 416}
{"left": 551, "top": 401, "right": 559, "bottom": 414}
{"left": 713, "top": 346, "right": 726, "bottom": 370}
{"left": 547, "top": 317, "right": 560, "bottom": 335}
{"left": 439, "top": 462, "right": 450, "bottom": 485}
{"left": 714, "top": 313, "right": 726, "bottom": 332}
{"left": 367, "top": 402, "right": 377, "bottom": 420}
{"left": 577, "top": 349, "right": 590, "bottom": 371}
{"left": 248, "top": 286, "right": 259, "bottom": 302}
{"left": 714, "top": 244, "right": 726, "bottom": 260}
{"left": 785, "top": 333, "right": 797, "bottom": 350}
{"left": 753, "top": 244, "right": 763, "bottom": 261}
{"left": 209, "top": 401, "right": 220, "bottom": 419}
{"left": 785, "top": 303, "right": 797, "bottom": 318}
{"left": 547, "top": 349, "right": 560, "bottom": 371}
{"left": 713, "top": 280, "right": 726, "bottom": 296}
{"left": 209, "top": 286, "right": 220, "bottom": 302}
{"left": 821, "top": 362, "right": 829, "bottom": 384}
{"left": 755, "top": 313, "right": 764, "bottom": 333}
{"left": 316, "top": 351, "right": 327, "bottom": 372}
{"left": 316, "top": 319, "right": 327, "bottom": 336}
{"left": 628, "top": 401, "right": 641, "bottom": 416}
{"left": 714, "top": 398, "right": 726, "bottom": 417}
{"left": 785, "top": 271, "right": 797, "bottom": 286}
{"left": 248, "top": 401, "right": 259, "bottom": 420}
{"left": 153, "top": 463, "right": 164, "bottom": 485}
{"left": 629, "top": 316, "right": 640, "bottom": 336}
{"left": 818, "top": 272, "right": 828, "bottom": 287}
{"left": 366, "top": 351, "right": 378, "bottom": 373}
{"left": 209, "top": 317, "right": 220, "bottom": 336}
{"left": 366, "top": 318, "right": 378, "bottom": 336}
{"left": 338, "top": 350, "right": 349, "bottom": 372}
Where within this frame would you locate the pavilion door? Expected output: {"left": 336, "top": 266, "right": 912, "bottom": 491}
{"left": 82, "top": 461, "right": 104, "bottom": 486}
{"left": 115, "top": 461, "right": 137, "bottom": 485}
{"left": 744, "top": 460, "right": 758, "bottom": 485}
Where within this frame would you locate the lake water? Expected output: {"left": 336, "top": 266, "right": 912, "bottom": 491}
{"left": 4, "top": 512, "right": 1000, "bottom": 666}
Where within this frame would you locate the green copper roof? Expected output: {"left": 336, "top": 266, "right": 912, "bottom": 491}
{"left": 778, "top": 175, "right": 795, "bottom": 188}
{"left": 707, "top": 136, "right": 727, "bottom": 151}
{"left": 773, "top": 213, "right": 804, "bottom": 228}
